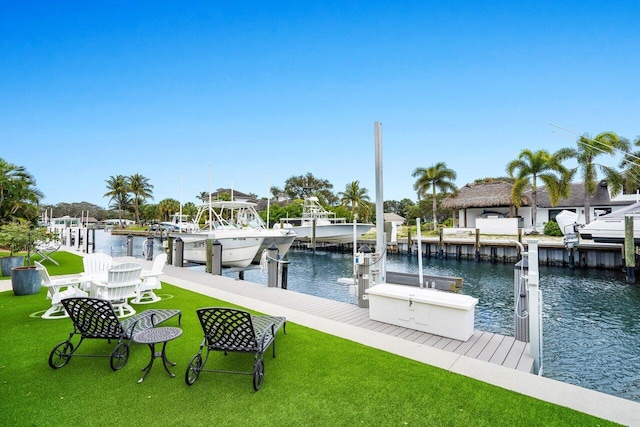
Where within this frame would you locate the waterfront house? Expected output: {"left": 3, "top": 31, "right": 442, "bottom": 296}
{"left": 442, "top": 180, "right": 637, "bottom": 234}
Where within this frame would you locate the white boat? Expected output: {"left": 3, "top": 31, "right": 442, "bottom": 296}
{"left": 198, "top": 200, "right": 297, "bottom": 262}
{"left": 160, "top": 213, "right": 199, "bottom": 233}
{"left": 557, "top": 202, "right": 640, "bottom": 244}
{"left": 172, "top": 201, "right": 282, "bottom": 267}
{"left": 176, "top": 231, "right": 264, "bottom": 268}
{"left": 273, "top": 196, "right": 374, "bottom": 244}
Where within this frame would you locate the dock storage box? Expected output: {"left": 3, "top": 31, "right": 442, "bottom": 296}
{"left": 366, "top": 283, "right": 478, "bottom": 341}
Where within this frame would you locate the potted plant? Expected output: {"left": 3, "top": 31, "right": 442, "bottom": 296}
{"left": 0, "top": 222, "right": 29, "bottom": 276}
{"left": 0, "top": 221, "right": 50, "bottom": 295}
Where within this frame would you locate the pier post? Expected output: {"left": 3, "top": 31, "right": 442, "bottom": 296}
{"left": 167, "top": 237, "right": 173, "bottom": 265}
{"left": 624, "top": 216, "right": 635, "bottom": 284}
{"left": 126, "top": 234, "right": 133, "bottom": 257}
{"left": 83, "top": 228, "right": 90, "bottom": 253}
{"left": 407, "top": 227, "right": 412, "bottom": 255}
{"left": 205, "top": 239, "right": 212, "bottom": 273}
{"left": 281, "top": 259, "right": 290, "bottom": 289}
{"left": 438, "top": 228, "right": 444, "bottom": 259}
{"left": 173, "top": 237, "right": 183, "bottom": 267}
{"left": 211, "top": 240, "right": 222, "bottom": 275}
{"left": 267, "top": 243, "right": 279, "bottom": 287}
{"left": 474, "top": 229, "right": 481, "bottom": 262}
{"left": 145, "top": 236, "right": 154, "bottom": 260}
{"left": 568, "top": 248, "right": 575, "bottom": 270}
{"left": 514, "top": 257, "right": 529, "bottom": 342}
{"left": 356, "top": 244, "right": 372, "bottom": 308}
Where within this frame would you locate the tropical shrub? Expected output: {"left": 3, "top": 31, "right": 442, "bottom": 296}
{"left": 544, "top": 220, "right": 563, "bottom": 237}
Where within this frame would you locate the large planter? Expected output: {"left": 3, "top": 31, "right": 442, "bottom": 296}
{"left": 11, "top": 266, "right": 41, "bottom": 296}
{"left": 1, "top": 255, "right": 25, "bottom": 276}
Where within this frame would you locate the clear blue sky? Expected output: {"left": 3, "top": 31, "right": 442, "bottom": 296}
{"left": 2, "top": 1, "right": 639, "bottom": 209}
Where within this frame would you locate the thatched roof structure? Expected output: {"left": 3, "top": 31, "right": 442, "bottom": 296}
{"left": 441, "top": 181, "right": 530, "bottom": 209}
{"left": 535, "top": 181, "right": 619, "bottom": 208}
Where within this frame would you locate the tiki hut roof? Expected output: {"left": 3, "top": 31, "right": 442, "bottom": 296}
{"left": 441, "top": 181, "right": 530, "bottom": 209}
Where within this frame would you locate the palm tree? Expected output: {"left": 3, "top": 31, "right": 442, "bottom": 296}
{"left": 158, "top": 198, "right": 180, "bottom": 222}
{"left": 506, "top": 149, "right": 572, "bottom": 234}
{"left": 338, "top": 181, "right": 371, "bottom": 222}
{"left": 563, "top": 132, "right": 629, "bottom": 223}
{"left": 0, "top": 158, "right": 43, "bottom": 224}
{"left": 128, "top": 174, "right": 154, "bottom": 225}
{"left": 104, "top": 175, "right": 130, "bottom": 226}
{"left": 620, "top": 136, "right": 640, "bottom": 194}
{"left": 412, "top": 162, "right": 457, "bottom": 231}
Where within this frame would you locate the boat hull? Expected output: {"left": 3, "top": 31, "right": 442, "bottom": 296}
{"left": 174, "top": 232, "right": 263, "bottom": 268}
{"left": 578, "top": 218, "right": 640, "bottom": 244}
{"left": 252, "top": 230, "right": 297, "bottom": 263}
{"left": 277, "top": 223, "right": 374, "bottom": 244}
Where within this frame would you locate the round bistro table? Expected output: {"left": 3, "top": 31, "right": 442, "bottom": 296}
{"left": 133, "top": 326, "right": 183, "bottom": 383}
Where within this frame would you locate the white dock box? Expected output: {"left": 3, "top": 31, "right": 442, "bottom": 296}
{"left": 366, "top": 283, "right": 478, "bottom": 341}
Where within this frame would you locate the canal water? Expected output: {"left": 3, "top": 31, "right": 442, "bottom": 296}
{"left": 95, "top": 230, "right": 640, "bottom": 403}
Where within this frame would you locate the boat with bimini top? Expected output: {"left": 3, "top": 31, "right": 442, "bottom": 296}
{"left": 273, "top": 196, "right": 373, "bottom": 244}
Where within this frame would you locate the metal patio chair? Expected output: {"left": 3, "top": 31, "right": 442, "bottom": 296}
{"left": 49, "top": 297, "right": 182, "bottom": 371}
{"left": 185, "top": 307, "right": 286, "bottom": 391}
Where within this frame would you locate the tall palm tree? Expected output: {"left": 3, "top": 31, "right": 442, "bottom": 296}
{"left": 506, "top": 149, "right": 572, "bottom": 234}
{"left": 104, "top": 175, "right": 130, "bottom": 226}
{"left": 563, "top": 132, "right": 629, "bottom": 223}
{"left": 338, "top": 181, "right": 371, "bottom": 221}
{"left": 412, "top": 162, "right": 457, "bottom": 231}
{"left": 128, "top": 174, "right": 154, "bottom": 225}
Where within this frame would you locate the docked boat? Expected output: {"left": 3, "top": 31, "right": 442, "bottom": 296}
{"left": 556, "top": 202, "right": 640, "bottom": 244}
{"left": 160, "top": 213, "right": 199, "bottom": 233}
{"left": 199, "top": 200, "right": 297, "bottom": 262}
{"left": 176, "top": 231, "right": 264, "bottom": 268}
{"left": 273, "top": 196, "right": 374, "bottom": 244}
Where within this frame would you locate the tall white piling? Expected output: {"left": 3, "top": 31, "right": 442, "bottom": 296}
{"left": 527, "top": 239, "right": 543, "bottom": 375}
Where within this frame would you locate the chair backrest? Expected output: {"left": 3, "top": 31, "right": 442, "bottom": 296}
{"left": 34, "top": 261, "right": 52, "bottom": 286}
{"left": 107, "top": 263, "right": 142, "bottom": 285}
{"left": 197, "top": 307, "right": 258, "bottom": 351}
{"left": 151, "top": 253, "right": 168, "bottom": 274}
{"left": 83, "top": 253, "right": 113, "bottom": 276}
{"left": 61, "top": 297, "right": 124, "bottom": 338}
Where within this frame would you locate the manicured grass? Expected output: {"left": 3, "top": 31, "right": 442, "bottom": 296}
{"left": 0, "top": 253, "right": 618, "bottom": 426}
{"left": 1, "top": 251, "right": 83, "bottom": 278}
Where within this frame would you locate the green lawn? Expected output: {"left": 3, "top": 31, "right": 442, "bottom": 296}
{"left": 0, "top": 252, "right": 618, "bottom": 426}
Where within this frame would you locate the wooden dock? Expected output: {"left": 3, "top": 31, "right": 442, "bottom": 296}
{"left": 159, "top": 262, "right": 534, "bottom": 374}
{"left": 256, "top": 287, "right": 534, "bottom": 373}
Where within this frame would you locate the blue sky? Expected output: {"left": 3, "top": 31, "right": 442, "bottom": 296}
{"left": 2, "top": 1, "right": 639, "bottom": 209}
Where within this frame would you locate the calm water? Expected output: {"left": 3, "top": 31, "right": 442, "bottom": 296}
{"left": 95, "top": 230, "right": 640, "bottom": 402}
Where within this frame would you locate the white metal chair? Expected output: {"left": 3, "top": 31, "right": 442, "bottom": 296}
{"left": 90, "top": 262, "right": 141, "bottom": 318}
{"left": 132, "top": 253, "right": 167, "bottom": 304}
{"left": 34, "top": 261, "right": 88, "bottom": 319}
{"left": 80, "top": 253, "right": 113, "bottom": 291}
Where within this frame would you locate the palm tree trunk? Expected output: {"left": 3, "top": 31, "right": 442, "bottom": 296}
{"left": 432, "top": 185, "right": 438, "bottom": 231}
{"left": 584, "top": 187, "right": 591, "bottom": 224}
{"left": 532, "top": 190, "right": 538, "bottom": 234}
